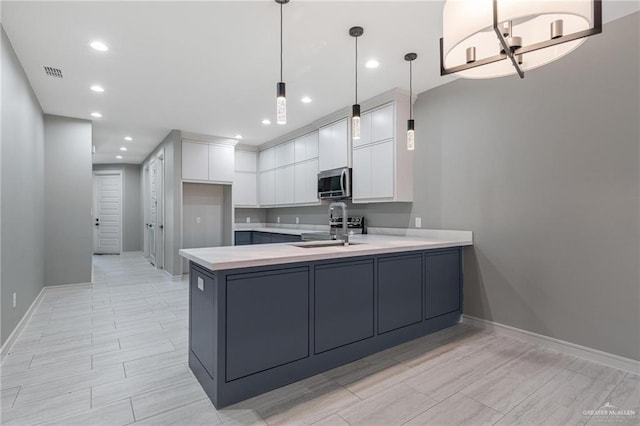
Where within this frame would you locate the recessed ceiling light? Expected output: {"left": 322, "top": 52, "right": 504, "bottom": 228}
{"left": 90, "top": 85, "right": 104, "bottom": 92}
{"left": 301, "top": 96, "right": 312, "bottom": 103}
{"left": 120, "top": 147, "right": 127, "bottom": 151}
{"left": 90, "top": 112, "right": 102, "bottom": 118}
{"left": 234, "top": 134, "right": 243, "bottom": 139}
{"left": 124, "top": 136, "right": 133, "bottom": 141}
{"left": 116, "top": 155, "right": 123, "bottom": 159}
{"left": 262, "top": 119, "right": 271, "bottom": 125}
{"left": 90, "top": 41, "right": 108, "bottom": 52}
{"left": 365, "top": 59, "right": 380, "bottom": 69}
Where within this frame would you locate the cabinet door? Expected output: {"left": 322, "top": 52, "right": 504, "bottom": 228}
{"left": 182, "top": 141, "right": 209, "bottom": 181}
{"left": 259, "top": 148, "right": 275, "bottom": 172}
{"left": 352, "top": 146, "right": 371, "bottom": 200}
{"left": 235, "top": 150, "right": 257, "bottom": 172}
{"left": 275, "top": 141, "right": 295, "bottom": 167}
{"left": 294, "top": 137, "right": 307, "bottom": 163}
{"left": 234, "top": 231, "right": 253, "bottom": 245}
{"left": 371, "top": 103, "right": 394, "bottom": 143}
{"left": 318, "top": 124, "right": 333, "bottom": 171}
{"left": 370, "top": 141, "right": 394, "bottom": 199}
{"left": 208, "top": 144, "right": 235, "bottom": 183}
{"left": 275, "top": 165, "right": 295, "bottom": 205}
{"left": 378, "top": 254, "right": 423, "bottom": 334}
{"left": 226, "top": 268, "right": 309, "bottom": 381}
{"left": 305, "top": 131, "right": 319, "bottom": 160}
{"left": 425, "top": 250, "right": 461, "bottom": 319}
{"left": 190, "top": 267, "right": 217, "bottom": 377}
{"left": 331, "top": 118, "right": 349, "bottom": 169}
{"left": 353, "top": 111, "right": 372, "bottom": 149}
{"left": 259, "top": 170, "right": 275, "bottom": 205}
{"left": 305, "top": 159, "right": 319, "bottom": 203}
{"left": 294, "top": 163, "right": 306, "bottom": 204}
{"left": 233, "top": 172, "right": 257, "bottom": 206}
{"left": 314, "top": 259, "right": 374, "bottom": 353}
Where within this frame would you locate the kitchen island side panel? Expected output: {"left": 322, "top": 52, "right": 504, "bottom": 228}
{"left": 188, "top": 247, "right": 463, "bottom": 408}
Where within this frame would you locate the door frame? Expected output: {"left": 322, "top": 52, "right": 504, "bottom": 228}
{"left": 92, "top": 169, "right": 123, "bottom": 254}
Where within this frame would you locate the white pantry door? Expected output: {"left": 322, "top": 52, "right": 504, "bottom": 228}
{"left": 93, "top": 172, "right": 122, "bottom": 254}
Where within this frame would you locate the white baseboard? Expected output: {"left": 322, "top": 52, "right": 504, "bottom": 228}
{"left": 1, "top": 287, "right": 46, "bottom": 361}
{"left": 163, "top": 269, "right": 183, "bottom": 281}
{"left": 462, "top": 315, "right": 640, "bottom": 374}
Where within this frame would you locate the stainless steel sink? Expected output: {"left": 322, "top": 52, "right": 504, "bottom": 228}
{"left": 289, "top": 240, "right": 363, "bottom": 249}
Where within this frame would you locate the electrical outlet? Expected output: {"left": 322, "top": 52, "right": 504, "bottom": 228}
{"left": 246, "top": 217, "right": 251, "bottom": 223}
{"left": 277, "top": 217, "right": 280, "bottom": 224}
{"left": 415, "top": 217, "right": 422, "bottom": 228}
{"left": 296, "top": 217, "right": 299, "bottom": 224}
{"left": 12, "top": 293, "right": 16, "bottom": 309}
{"left": 195, "top": 217, "right": 201, "bottom": 224}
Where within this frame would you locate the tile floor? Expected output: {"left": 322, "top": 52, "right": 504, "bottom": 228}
{"left": 0, "top": 252, "right": 638, "bottom": 426}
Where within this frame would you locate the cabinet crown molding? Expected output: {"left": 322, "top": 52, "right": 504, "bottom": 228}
{"left": 182, "top": 132, "right": 239, "bottom": 147}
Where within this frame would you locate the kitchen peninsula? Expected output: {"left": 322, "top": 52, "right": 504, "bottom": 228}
{"left": 180, "top": 230, "right": 472, "bottom": 408}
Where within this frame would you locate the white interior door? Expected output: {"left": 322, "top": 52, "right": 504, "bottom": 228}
{"left": 143, "top": 165, "right": 149, "bottom": 257}
{"left": 93, "top": 172, "right": 122, "bottom": 254}
{"left": 156, "top": 151, "right": 165, "bottom": 269}
{"left": 149, "top": 159, "right": 157, "bottom": 265}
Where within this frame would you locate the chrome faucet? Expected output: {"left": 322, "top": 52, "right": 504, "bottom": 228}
{"left": 329, "top": 202, "right": 349, "bottom": 246}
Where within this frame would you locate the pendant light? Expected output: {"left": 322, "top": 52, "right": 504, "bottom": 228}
{"left": 349, "top": 26, "right": 364, "bottom": 140}
{"left": 440, "top": 0, "right": 602, "bottom": 79}
{"left": 405, "top": 52, "right": 417, "bottom": 151}
{"left": 275, "top": 0, "right": 289, "bottom": 124}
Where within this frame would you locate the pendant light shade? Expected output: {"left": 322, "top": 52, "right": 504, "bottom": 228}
{"left": 275, "top": 0, "right": 289, "bottom": 124}
{"left": 350, "top": 26, "right": 364, "bottom": 141}
{"left": 440, "top": 0, "right": 602, "bottom": 79}
{"left": 405, "top": 52, "right": 417, "bottom": 151}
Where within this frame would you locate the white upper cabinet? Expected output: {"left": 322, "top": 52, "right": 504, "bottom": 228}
{"left": 294, "top": 131, "right": 319, "bottom": 163}
{"left": 294, "top": 159, "right": 319, "bottom": 204}
{"left": 235, "top": 150, "right": 257, "bottom": 172}
{"left": 259, "top": 169, "right": 276, "bottom": 206}
{"left": 182, "top": 141, "right": 209, "bottom": 181}
{"left": 259, "top": 147, "right": 276, "bottom": 171}
{"left": 233, "top": 150, "right": 258, "bottom": 207}
{"left": 275, "top": 165, "right": 295, "bottom": 205}
{"left": 351, "top": 100, "right": 413, "bottom": 203}
{"left": 208, "top": 144, "right": 234, "bottom": 183}
{"left": 275, "top": 141, "right": 295, "bottom": 167}
{"left": 318, "top": 118, "right": 349, "bottom": 172}
{"left": 182, "top": 140, "right": 234, "bottom": 183}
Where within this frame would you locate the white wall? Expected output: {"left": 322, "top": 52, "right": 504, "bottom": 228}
{"left": 44, "top": 115, "right": 93, "bottom": 286}
{"left": 0, "top": 27, "right": 45, "bottom": 345}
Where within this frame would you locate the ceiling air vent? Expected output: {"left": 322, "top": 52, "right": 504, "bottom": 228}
{"left": 43, "top": 66, "right": 63, "bottom": 78}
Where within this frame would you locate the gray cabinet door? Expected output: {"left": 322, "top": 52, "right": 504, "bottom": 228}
{"left": 425, "top": 250, "right": 461, "bottom": 319}
{"left": 226, "top": 268, "right": 309, "bottom": 381}
{"left": 314, "top": 259, "right": 374, "bottom": 353}
{"left": 378, "top": 254, "right": 423, "bottom": 334}
{"left": 234, "top": 231, "right": 253, "bottom": 246}
{"left": 190, "top": 267, "right": 217, "bottom": 378}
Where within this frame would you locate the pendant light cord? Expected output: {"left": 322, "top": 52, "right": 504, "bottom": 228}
{"left": 409, "top": 60, "right": 413, "bottom": 119}
{"left": 280, "top": 2, "right": 283, "bottom": 82}
{"left": 355, "top": 36, "right": 358, "bottom": 104}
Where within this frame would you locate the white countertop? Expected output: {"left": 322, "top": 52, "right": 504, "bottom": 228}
{"left": 180, "top": 231, "right": 473, "bottom": 271}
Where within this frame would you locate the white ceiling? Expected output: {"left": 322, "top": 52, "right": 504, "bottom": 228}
{"left": 2, "top": 1, "right": 638, "bottom": 164}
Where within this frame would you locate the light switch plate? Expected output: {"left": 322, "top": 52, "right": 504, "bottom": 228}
{"left": 415, "top": 217, "right": 422, "bottom": 228}
{"left": 197, "top": 277, "right": 204, "bottom": 291}
{"left": 246, "top": 217, "right": 250, "bottom": 223}
{"left": 296, "top": 217, "right": 299, "bottom": 224}
{"left": 277, "top": 217, "right": 280, "bottom": 224}
{"left": 196, "top": 217, "right": 201, "bottom": 224}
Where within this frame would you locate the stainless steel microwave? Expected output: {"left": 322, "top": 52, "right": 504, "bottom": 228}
{"left": 318, "top": 167, "right": 352, "bottom": 200}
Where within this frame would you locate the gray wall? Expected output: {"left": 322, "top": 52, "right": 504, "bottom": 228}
{"left": 235, "top": 208, "right": 268, "bottom": 225}
{"left": 44, "top": 115, "right": 93, "bottom": 286}
{"left": 143, "top": 130, "right": 182, "bottom": 276}
{"left": 416, "top": 13, "right": 639, "bottom": 361}
{"left": 93, "top": 164, "right": 143, "bottom": 252}
{"left": 268, "top": 13, "right": 640, "bottom": 361}
{"left": 1, "top": 27, "right": 45, "bottom": 346}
